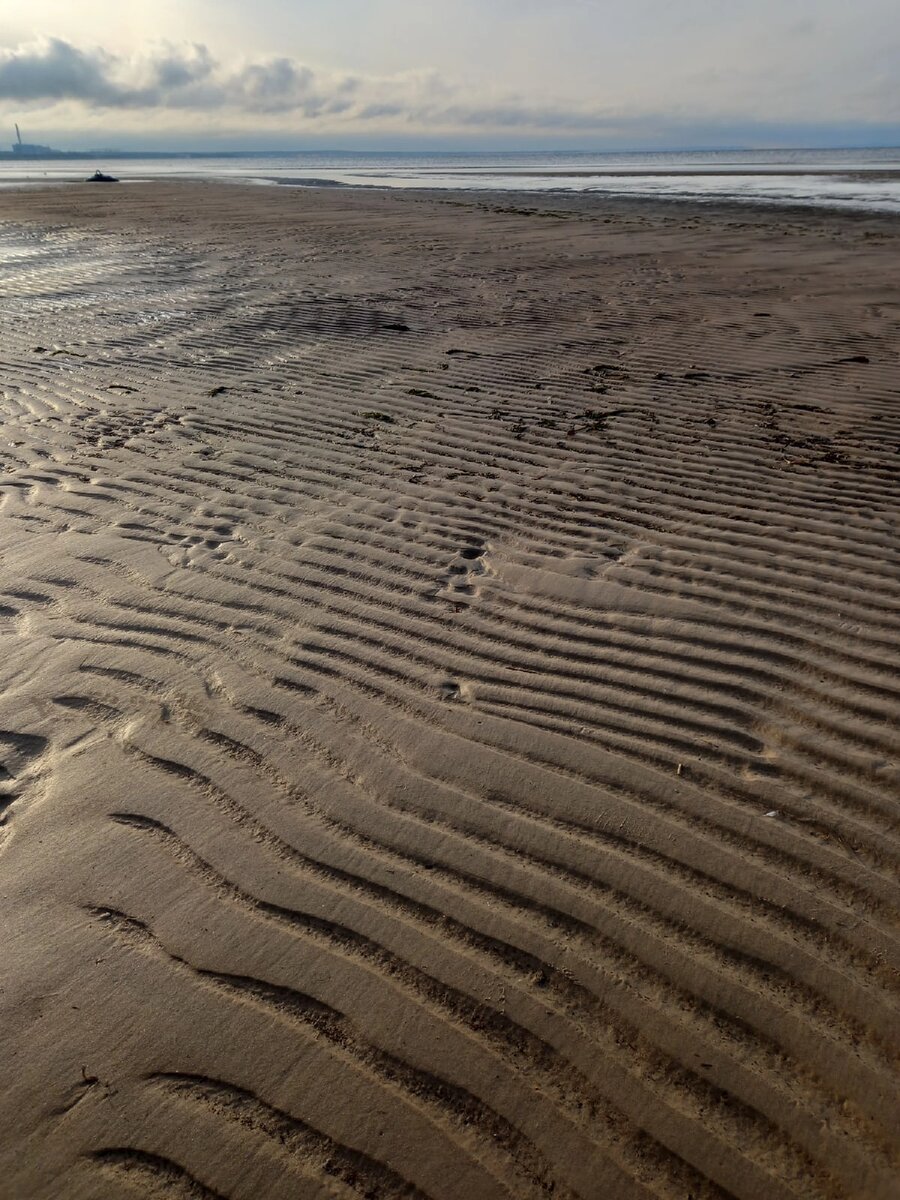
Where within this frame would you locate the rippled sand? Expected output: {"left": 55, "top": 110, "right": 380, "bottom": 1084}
{"left": 0, "top": 183, "right": 898, "bottom": 1200}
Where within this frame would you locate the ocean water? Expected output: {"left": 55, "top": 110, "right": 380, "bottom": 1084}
{"left": 1, "top": 148, "right": 899, "bottom": 213}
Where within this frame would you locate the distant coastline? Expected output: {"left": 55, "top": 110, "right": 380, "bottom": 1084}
{"left": 3, "top": 146, "right": 900, "bottom": 162}
{"left": 0, "top": 149, "right": 305, "bottom": 160}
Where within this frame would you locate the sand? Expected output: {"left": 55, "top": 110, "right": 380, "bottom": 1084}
{"left": 0, "top": 182, "right": 897, "bottom": 1200}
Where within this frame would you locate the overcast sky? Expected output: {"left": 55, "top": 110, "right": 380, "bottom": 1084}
{"left": 0, "top": 0, "right": 897, "bottom": 150}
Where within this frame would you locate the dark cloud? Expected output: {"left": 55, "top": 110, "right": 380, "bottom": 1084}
{"left": 0, "top": 38, "right": 120, "bottom": 105}
{"left": 0, "top": 38, "right": 348, "bottom": 113}
{"left": 152, "top": 45, "right": 215, "bottom": 91}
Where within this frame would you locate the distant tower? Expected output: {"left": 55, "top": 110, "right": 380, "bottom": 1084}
{"left": 11, "top": 125, "right": 54, "bottom": 156}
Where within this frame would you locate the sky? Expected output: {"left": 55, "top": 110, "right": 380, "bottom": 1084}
{"left": 0, "top": 0, "right": 898, "bottom": 151}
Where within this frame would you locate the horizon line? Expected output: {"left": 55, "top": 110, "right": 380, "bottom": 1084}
{"left": 3, "top": 142, "right": 900, "bottom": 157}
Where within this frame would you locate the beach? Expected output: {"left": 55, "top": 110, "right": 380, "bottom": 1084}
{"left": 0, "top": 182, "right": 897, "bottom": 1199}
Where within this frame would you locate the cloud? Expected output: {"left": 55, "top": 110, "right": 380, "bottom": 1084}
{"left": 0, "top": 38, "right": 119, "bottom": 105}
{"left": 0, "top": 38, "right": 217, "bottom": 109}
{"left": 0, "top": 36, "right": 636, "bottom": 133}
{"left": 0, "top": 33, "right": 898, "bottom": 143}
{"left": 0, "top": 37, "right": 446, "bottom": 120}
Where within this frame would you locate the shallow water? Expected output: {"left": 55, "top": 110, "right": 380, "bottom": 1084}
{"left": 1, "top": 147, "right": 899, "bottom": 212}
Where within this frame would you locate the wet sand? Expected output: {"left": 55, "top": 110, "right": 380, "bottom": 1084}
{"left": 0, "top": 182, "right": 898, "bottom": 1200}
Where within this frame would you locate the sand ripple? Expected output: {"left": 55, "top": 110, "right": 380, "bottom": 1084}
{"left": 0, "top": 185, "right": 897, "bottom": 1200}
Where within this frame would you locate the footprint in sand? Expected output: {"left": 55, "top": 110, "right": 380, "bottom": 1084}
{"left": 438, "top": 679, "right": 474, "bottom": 703}
{"left": 167, "top": 522, "right": 239, "bottom": 568}
{"left": 442, "top": 541, "right": 490, "bottom": 598}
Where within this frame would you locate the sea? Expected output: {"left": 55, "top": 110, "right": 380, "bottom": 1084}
{"left": 1, "top": 147, "right": 899, "bottom": 213}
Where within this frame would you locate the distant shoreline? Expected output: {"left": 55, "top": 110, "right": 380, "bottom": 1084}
{"left": 2, "top": 175, "right": 899, "bottom": 220}
{"left": 2, "top": 145, "right": 899, "bottom": 163}
{"left": 3, "top": 148, "right": 899, "bottom": 214}
{"left": 0, "top": 177, "right": 898, "bottom": 225}
{"left": 4, "top": 157, "right": 899, "bottom": 180}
